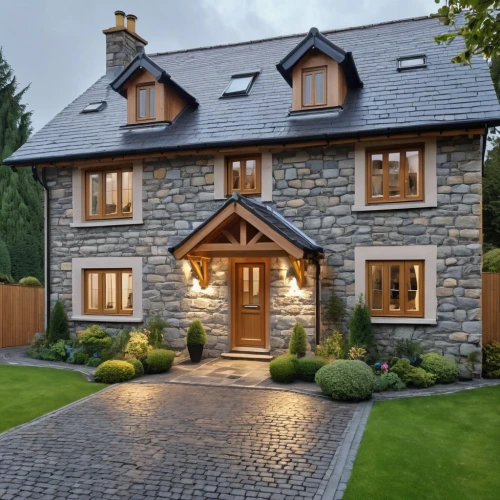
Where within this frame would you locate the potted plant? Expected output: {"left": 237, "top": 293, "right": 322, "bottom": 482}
{"left": 186, "top": 319, "right": 207, "bottom": 362}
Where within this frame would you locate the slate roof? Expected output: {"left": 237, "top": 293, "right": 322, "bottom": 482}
{"left": 6, "top": 15, "right": 500, "bottom": 166}
{"left": 168, "top": 192, "right": 324, "bottom": 256}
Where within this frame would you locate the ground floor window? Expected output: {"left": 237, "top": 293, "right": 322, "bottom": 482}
{"left": 84, "top": 269, "right": 133, "bottom": 315}
{"left": 367, "top": 261, "right": 424, "bottom": 317}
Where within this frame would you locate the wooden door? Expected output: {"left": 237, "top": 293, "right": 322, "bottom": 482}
{"left": 233, "top": 262, "right": 267, "bottom": 348}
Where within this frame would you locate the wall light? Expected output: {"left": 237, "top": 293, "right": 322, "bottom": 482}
{"left": 288, "top": 276, "right": 300, "bottom": 295}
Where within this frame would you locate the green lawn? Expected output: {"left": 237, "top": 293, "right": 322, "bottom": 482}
{"left": 0, "top": 366, "right": 107, "bottom": 433}
{"left": 344, "top": 386, "right": 500, "bottom": 500}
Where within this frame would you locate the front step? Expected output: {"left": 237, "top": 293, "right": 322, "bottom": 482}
{"left": 221, "top": 352, "right": 273, "bottom": 361}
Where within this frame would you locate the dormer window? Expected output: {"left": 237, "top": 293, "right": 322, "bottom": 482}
{"left": 137, "top": 84, "right": 155, "bottom": 120}
{"left": 302, "top": 67, "right": 326, "bottom": 107}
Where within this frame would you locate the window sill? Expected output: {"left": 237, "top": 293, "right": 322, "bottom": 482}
{"left": 371, "top": 317, "right": 437, "bottom": 325}
{"left": 352, "top": 202, "right": 437, "bottom": 212}
{"left": 71, "top": 314, "right": 143, "bottom": 323}
{"left": 70, "top": 218, "right": 143, "bottom": 228}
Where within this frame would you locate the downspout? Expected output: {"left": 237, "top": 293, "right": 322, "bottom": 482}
{"left": 481, "top": 125, "right": 488, "bottom": 176}
{"left": 31, "top": 163, "right": 50, "bottom": 328}
{"left": 315, "top": 257, "right": 321, "bottom": 348}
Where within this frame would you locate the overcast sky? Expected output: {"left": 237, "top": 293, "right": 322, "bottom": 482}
{"left": 2, "top": 0, "right": 438, "bottom": 132}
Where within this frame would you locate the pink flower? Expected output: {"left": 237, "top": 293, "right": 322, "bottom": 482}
{"left": 381, "top": 363, "right": 389, "bottom": 372}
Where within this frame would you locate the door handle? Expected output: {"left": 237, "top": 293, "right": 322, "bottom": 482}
{"left": 243, "top": 305, "right": 259, "bottom": 309}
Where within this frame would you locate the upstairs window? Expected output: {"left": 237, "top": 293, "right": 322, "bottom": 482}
{"left": 136, "top": 85, "right": 155, "bottom": 120}
{"left": 85, "top": 167, "right": 133, "bottom": 220}
{"left": 367, "top": 261, "right": 424, "bottom": 318}
{"left": 84, "top": 269, "right": 133, "bottom": 315}
{"left": 222, "top": 73, "right": 258, "bottom": 97}
{"left": 367, "top": 145, "right": 424, "bottom": 204}
{"left": 302, "top": 66, "right": 326, "bottom": 107}
{"left": 227, "top": 155, "right": 261, "bottom": 196}
{"left": 397, "top": 55, "right": 426, "bottom": 71}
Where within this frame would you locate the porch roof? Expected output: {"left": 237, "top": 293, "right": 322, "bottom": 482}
{"left": 168, "top": 193, "right": 324, "bottom": 260}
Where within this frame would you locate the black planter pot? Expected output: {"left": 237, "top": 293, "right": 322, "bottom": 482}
{"left": 187, "top": 344, "right": 204, "bottom": 363}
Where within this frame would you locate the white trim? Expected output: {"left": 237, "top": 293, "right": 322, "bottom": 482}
{"left": 353, "top": 137, "right": 437, "bottom": 212}
{"left": 71, "top": 257, "right": 143, "bottom": 322}
{"left": 354, "top": 245, "right": 437, "bottom": 324}
{"left": 71, "top": 161, "right": 143, "bottom": 227}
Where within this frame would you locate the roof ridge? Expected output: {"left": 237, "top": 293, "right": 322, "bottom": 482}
{"left": 147, "top": 15, "right": 434, "bottom": 58}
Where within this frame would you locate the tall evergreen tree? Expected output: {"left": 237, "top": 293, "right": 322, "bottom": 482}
{"left": 0, "top": 237, "right": 11, "bottom": 275}
{"left": 0, "top": 47, "right": 43, "bottom": 282}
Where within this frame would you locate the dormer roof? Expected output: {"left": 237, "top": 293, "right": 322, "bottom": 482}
{"left": 110, "top": 50, "right": 198, "bottom": 105}
{"left": 276, "top": 27, "right": 363, "bottom": 89}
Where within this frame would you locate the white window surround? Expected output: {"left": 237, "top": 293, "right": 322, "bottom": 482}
{"left": 353, "top": 137, "right": 437, "bottom": 212}
{"left": 71, "top": 257, "right": 143, "bottom": 323}
{"left": 214, "top": 151, "right": 272, "bottom": 202}
{"left": 355, "top": 245, "right": 437, "bottom": 325}
{"left": 70, "top": 160, "right": 144, "bottom": 227}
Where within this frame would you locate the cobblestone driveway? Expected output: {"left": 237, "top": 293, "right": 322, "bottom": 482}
{"left": 0, "top": 384, "right": 357, "bottom": 500}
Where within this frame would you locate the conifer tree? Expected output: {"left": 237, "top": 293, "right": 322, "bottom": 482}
{"left": 0, "top": 238, "right": 11, "bottom": 275}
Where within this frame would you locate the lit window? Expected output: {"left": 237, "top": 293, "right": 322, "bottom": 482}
{"left": 367, "top": 261, "right": 424, "bottom": 317}
{"left": 137, "top": 85, "right": 155, "bottom": 120}
{"left": 227, "top": 155, "right": 261, "bottom": 196}
{"left": 82, "top": 102, "right": 106, "bottom": 113}
{"left": 84, "top": 269, "right": 133, "bottom": 315}
{"left": 397, "top": 56, "right": 426, "bottom": 70}
{"left": 302, "top": 67, "right": 326, "bottom": 107}
{"left": 367, "top": 145, "right": 423, "bottom": 204}
{"left": 85, "top": 167, "right": 133, "bottom": 220}
{"left": 222, "top": 73, "right": 258, "bottom": 97}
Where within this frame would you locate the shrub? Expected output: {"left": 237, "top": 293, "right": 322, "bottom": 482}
{"left": 0, "top": 273, "right": 14, "bottom": 284}
{"left": 106, "top": 328, "right": 131, "bottom": 360}
{"left": 315, "top": 360, "right": 375, "bottom": 401}
{"left": 289, "top": 323, "right": 307, "bottom": 356}
{"left": 94, "top": 360, "right": 135, "bottom": 384}
{"left": 269, "top": 354, "right": 297, "bottom": 383}
{"left": 316, "top": 331, "right": 346, "bottom": 359}
{"left": 348, "top": 295, "right": 374, "bottom": 349}
{"left": 348, "top": 346, "right": 366, "bottom": 360}
{"left": 421, "top": 353, "right": 460, "bottom": 383}
{"left": 390, "top": 358, "right": 437, "bottom": 388}
{"left": 394, "top": 337, "right": 423, "bottom": 364}
{"left": 126, "top": 358, "right": 145, "bottom": 377}
{"left": 374, "top": 372, "right": 406, "bottom": 392}
{"left": 147, "top": 316, "right": 169, "bottom": 348}
{"left": 483, "top": 248, "right": 500, "bottom": 272}
{"left": 146, "top": 349, "right": 175, "bottom": 373}
{"left": 86, "top": 357, "right": 102, "bottom": 368}
{"left": 47, "top": 300, "right": 70, "bottom": 344}
{"left": 325, "top": 292, "right": 345, "bottom": 329}
{"left": 483, "top": 341, "right": 500, "bottom": 378}
{"left": 186, "top": 319, "right": 207, "bottom": 345}
{"left": 125, "top": 331, "right": 150, "bottom": 361}
{"left": 78, "top": 325, "right": 113, "bottom": 357}
{"left": 18, "top": 276, "right": 42, "bottom": 287}
{"left": 72, "top": 351, "right": 90, "bottom": 365}
{"left": 26, "top": 339, "right": 67, "bottom": 361}
{"left": 296, "top": 356, "right": 328, "bottom": 382}
{"left": 31, "top": 332, "right": 47, "bottom": 347}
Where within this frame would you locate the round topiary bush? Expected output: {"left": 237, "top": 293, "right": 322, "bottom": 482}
{"left": 94, "top": 360, "right": 135, "bottom": 384}
{"left": 315, "top": 360, "right": 375, "bottom": 400}
{"left": 18, "top": 276, "right": 42, "bottom": 287}
{"left": 186, "top": 319, "right": 207, "bottom": 345}
{"left": 146, "top": 349, "right": 175, "bottom": 373}
{"left": 269, "top": 354, "right": 297, "bottom": 383}
{"left": 420, "top": 353, "right": 459, "bottom": 384}
{"left": 126, "top": 358, "right": 145, "bottom": 377}
{"left": 289, "top": 323, "right": 307, "bottom": 356}
{"left": 296, "top": 356, "right": 328, "bottom": 382}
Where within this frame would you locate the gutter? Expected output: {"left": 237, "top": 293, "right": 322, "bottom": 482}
{"left": 31, "top": 164, "right": 50, "bottom": 328}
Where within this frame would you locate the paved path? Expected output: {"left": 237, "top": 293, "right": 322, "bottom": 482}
{"left": 0, "top": 384, "right": 358, "bottom": 500}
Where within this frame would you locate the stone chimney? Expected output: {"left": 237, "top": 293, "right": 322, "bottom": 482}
{"left": 103, "top": 11, "right": 148, "bottom": 75}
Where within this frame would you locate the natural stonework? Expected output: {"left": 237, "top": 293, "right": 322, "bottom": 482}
{"left": 46, "top": 136, "right": 482, "bottom": 370}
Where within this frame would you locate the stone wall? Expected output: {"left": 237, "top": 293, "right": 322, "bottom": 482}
{"left": 47, "top": 135, "right": 482, "bottom": 368}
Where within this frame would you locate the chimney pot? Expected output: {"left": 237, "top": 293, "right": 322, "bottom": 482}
{"left": 115, "top": 10, "right": 125, "bottom": 28}
{"left": 126, "top": 14, "right": 137, "bottom": 33}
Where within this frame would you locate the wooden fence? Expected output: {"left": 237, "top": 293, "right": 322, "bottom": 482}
{"left": 0, "top": 283, "right": 44, "bottom": 348}
{"left": 482, "top": 273, "right": 500, "bottom": 345}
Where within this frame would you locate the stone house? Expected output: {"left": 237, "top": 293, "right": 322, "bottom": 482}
{"left": 5, "top": 12, "right": 500, "bottom": 371}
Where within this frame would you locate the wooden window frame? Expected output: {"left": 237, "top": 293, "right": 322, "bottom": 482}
{"left": 366, "top": 260, "right": 425, "bottom": 318}
{"left": 366, "top": 144, "right": 424, "bottom": 204}
{"left": 136, "top": 84, "right": 155, "bottom": 121}
{"left": 302, "top": 66, "right": 327, "bottom": 108}
{"left": 83, "top": 269, "right": 133, "bottom": 316}
{"left": 226, "top": 155, "right": 262, "bottom": 196}
{"left": 85, "top": 166, "right": 133, "bottom": 220}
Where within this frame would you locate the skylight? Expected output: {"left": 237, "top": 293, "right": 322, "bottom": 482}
{"left": 222, "top": 73, "right": 258, "bottom": 97}
{"left": 82, "top": 101, "right": 106, "bottom": 113}
{"left": 397, "top": 56, "right": 426, "bottom": 71}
